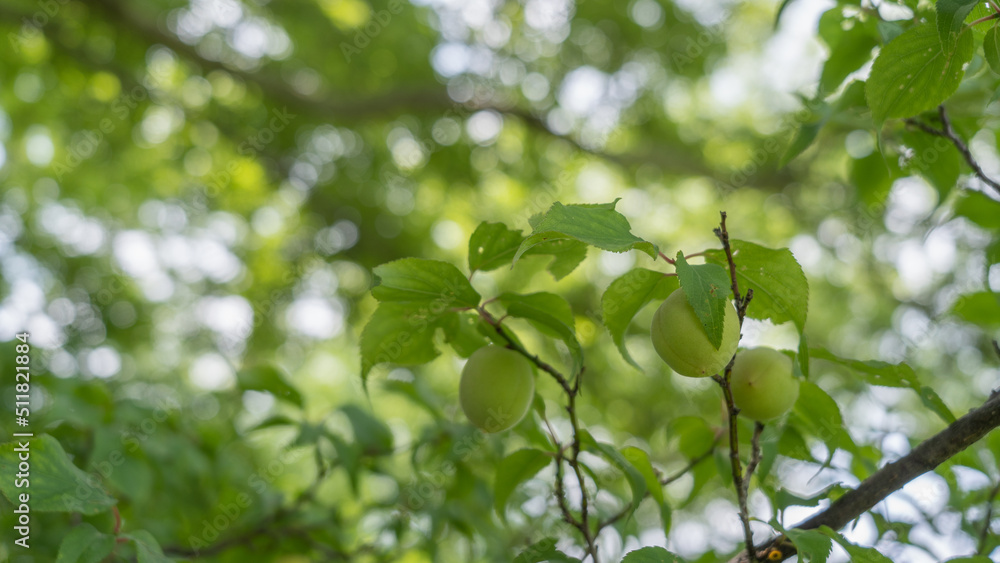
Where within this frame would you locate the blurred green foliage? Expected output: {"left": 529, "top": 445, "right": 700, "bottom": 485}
{"left": 0, "top": 0, "right": 998, "bottom": 561}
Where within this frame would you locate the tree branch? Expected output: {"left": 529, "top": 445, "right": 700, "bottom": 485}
{"left": 72, "top": 0, "right": 793, "bottom": 189}
{"left": 477, "top": 306, "right": 598, "bottom": 561}
{"left": 904, "top": 105, "right": 1000, "bottom": 197}
{"left": 727, "top": 391, "right": 1000, "bottom": 563}
{"left": 712, "top": 211, "right": 758, "bottom": 563}
{"left": 85, "top": 0, "right": 451, "bottom": 121}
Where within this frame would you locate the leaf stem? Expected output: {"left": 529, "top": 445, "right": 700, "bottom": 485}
{"left": 967, "top": 12, "right": 1000, "bottom": 27}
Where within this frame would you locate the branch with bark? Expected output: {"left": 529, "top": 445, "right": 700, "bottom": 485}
{"left": 477, "top": 306, "right": 599, "bottom": 561}
{"left": 711, "top": 211, "right": 761, "bottom": 562}
{"left": 905, "top": 105, "right": 1000, "bottom": 197}
{"left": 726, "top": 391, "right": 1000, "bottom": 563}
{"left": 22, "top": 0, "right": 790, "bottom": 189}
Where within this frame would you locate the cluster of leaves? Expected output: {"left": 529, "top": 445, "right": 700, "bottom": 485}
{"left": 358, "top": 200, "right": 968, "bottom": 562}
{"left": 785, "top": 0, "right": 1000, "bottom": 209}
{"left": 0, "top": 0, "right": 998, "bottom": 560}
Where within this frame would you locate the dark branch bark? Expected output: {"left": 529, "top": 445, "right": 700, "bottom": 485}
{"left": 905, "top": 105, "right": 1000, "bottom": 197}
{"left": 713, "top": 212, "right": 758, "bottom": 562}
{"left": 727, "top": 392, "right": 1000, "bottom": 563}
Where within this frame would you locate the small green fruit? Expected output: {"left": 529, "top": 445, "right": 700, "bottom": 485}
{"left": 650, "top": 288, "right": 740, "bottom": 377}
{"left": 730, "top": 347, "right": 799, "bottom": 421}
{"left": 459, "top": 346, "right": 535, "bottom": 433}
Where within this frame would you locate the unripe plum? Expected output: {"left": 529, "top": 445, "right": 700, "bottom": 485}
{"left": 730, "top": 347, "right": 799, "bottom": 421}
{"left": 459, "top": 346, "right": 535, "bottom": 433}
{"left": 650, "top": 288, "right": 740, "bottom": 377}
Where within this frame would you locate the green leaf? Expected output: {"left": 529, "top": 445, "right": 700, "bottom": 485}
{"left": 952, "top": 291, "right": 1000, "bottom": 326}
{"left": 936, "top": 0, "right": 980, "bottom": 50}
{"left": 877, "top": 21, "right": 905, "bottom": 43}
{"left": 784, "top": 527, "right": 833, "bottom": 563}
{"left": 809, "top": 347, "right": 955, "bottom": 423}
{"left": 621, "top": 446, "right": 664, "bottom": 505}
{"left": 670, "top": 416, "right": 716, "bottom": 459}
{"left": 779, "top": 425, "right": 812, "bottom": 461}
{"left": 512, "top": 200, "right": 657, "bottom": 265}
{"left": 819, "top": 24, "right": 877, "bottom": 95}
{"left": 494, "top": 448, "right": 551, "bottom": 516}
{"left": 513, "top": 538, "right": 582, "bottom": 563}
{"left": 774, "top": 482, "right": 846, "bottom": 511}
{"left": 360, "top": 302, "right": 451, "bottom": 383}
{"left": 601, "top": 268, "right": 679, "bottom": 369}
{"left": 851, "top": 151, "right": 898, "bottom": 205}
{"left": 253, "top": 416, "right": 298, "bottom": 432}
{"left": 781, "top": 103, "right": 830, "bottom": 166}
{"left": 866, "top": 22, "right": 974, "bottom": 127}
{"left": 985, "top": 25, "right": 1000, "bottom": 73}
{"left": 901, "top": 130, "right": 960, "bottom": 198}
{"left": 0, "top": 435, "right": 116, "bottom": 514}
{"left": 704, "top": 239, "right": 809, "bottom": 332}
{"left": 954, "top": 190, "right": 1000, "bottom": 229}
{"left": 329, "top": 435, "right": 362, "bottom": 493}
{"left": 468, "top": 221, "right": 524, "bottom": 273}
{"left": 580, "top": 430, "right": 647, "bottom": 521}
{"left": 498, "top": 292, "right": 583, "bottom": 374}
{"left": 237, "top": 364, "right": 302, "bottom": 407}
{"left": 56, "top": 523, "right": 115, "bottom": 563}
{"left": 674, "top": 253, "right": 731, "bottom": 349}
{"left": 441, "top": 312, "right": 489, "bottom": 358}
{"left": 790, "top": 381, "right": 855, "bottom": 456}
{"left": 523, "top": 238, "right": 590, "bottom": 280}
{"left": 620, "top": 546, "right": 684, "bottom": 562}
{"left": 371, "top": 258, "right": 480, "bottom": 307}
{"left": 819, "top": 527, "right": 893, "bottom": 562}
{"left": 341, "top": 404, "right": 394, "bottom": 455}
{"left": 781, "top": 81, "right": 867, "bottom": 166}
{"left": 128, "top": 530, "right": 173, "bottom": 563}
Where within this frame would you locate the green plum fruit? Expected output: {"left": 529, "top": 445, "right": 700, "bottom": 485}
{"left": 730, "top": 347, "right": 799, "bottom": 421}
{"left": 650, "top": 288, "right": 740, "bottom": 377}
{"left": 459, "top": 346, "right": 535, "bottom": 433}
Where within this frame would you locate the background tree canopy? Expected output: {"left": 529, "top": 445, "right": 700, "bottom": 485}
{"left": 1, "top": 0, "right": 1000, "bottom": 561}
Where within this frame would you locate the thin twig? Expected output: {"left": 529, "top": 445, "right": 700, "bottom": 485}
{"left": 979, "top": 480, "right": 1000, "bottom": 555}
{"left": 904, "top": 106, "right": 1000, "bottom": 197}
{"left": 712, "top": 211, "right": 758, "bottom": 563}
{"left": 598, "top": 436, "right": 722, "bottom": 532}
{"left": 744, "top": 422, "right": 765, "bottom": 485}
{"left": 478, "top": 305, "right": 598, "bottom": 561}
{"left": 662, "top": 436, "right": 723, "bottom": 486}
{"left": 478, "top": 307, "right": 573, "bottom": 395}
